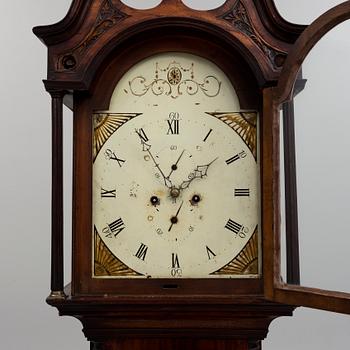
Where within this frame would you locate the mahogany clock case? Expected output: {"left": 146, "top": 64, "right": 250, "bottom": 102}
{"left": 33, "top": 0, "right": 302, "bottom": 298}
{"left": 32, "top": 0, "right": 350, "bottom": 346}
{"left": 33, "top": 0, "right": 304, "bottom": 316}
{"left": 55, "top": 32, "right": 295, "bottom": 343}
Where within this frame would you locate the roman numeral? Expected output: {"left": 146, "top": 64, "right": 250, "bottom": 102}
{"left": 225, "top": 219, "right": 242, "bottom": 235}
{"left": 105, "top": 149, "right": 126, "bottom": 167}
{"left": 101, "top": 188, "right": 116, "bottom": 198}
{"left": 203, "top": 129, "right": 213, "bottom": 142}
{"left": 234, "top": 188, "right": 250, "bottom": 197}
{"left": 225, "top": 150, "right": 247, "bottom": 165}
{"left": 135, "top": 243, "right": 148, "bottom": 261}
{"left": 206, "top": 246, "right": 216, "bottom": 260}
{"left": 172, "top": 253, "right": 180, "bottom": 268}
{"left": 103, "top": 218, "right": 125, "bottom": 238}
{"left": 167, "top": 113, "right": 180, "bottom": 135}
{"left": 226, "top": 154, "right": 239, "bottom": 164}
{"left": 135, "top": 128, "right": 149, "bottom": 143}
{"left": 167, "top": 119, "right": 180, "bottom": 134}
{"left": 111, "top": 155, "right": 126, "bottom": 167}
{"left": 135, "top": 128, "right": 151, "bottom": 151}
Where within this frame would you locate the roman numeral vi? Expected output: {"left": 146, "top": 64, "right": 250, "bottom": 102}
{"left": 172, "top": 253, "right": 180, "bottom": 268}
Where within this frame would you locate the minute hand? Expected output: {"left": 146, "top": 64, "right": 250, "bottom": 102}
{"left": 179, "top": 157, "right": 218, "bottom": 190}
{"left": 147, "top": 148, "right": 173, "bottom": 189}
{"left": 135, "top": 130, "right": 173, "bottom": 189}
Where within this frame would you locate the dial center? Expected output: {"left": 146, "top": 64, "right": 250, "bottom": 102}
{"left": 170, "top": 216, "right": 178, "bottom": 224}
{"left": 170, "top": 187, "right": 181, "bottom": 198}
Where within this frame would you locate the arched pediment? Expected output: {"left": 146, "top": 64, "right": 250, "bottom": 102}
{"left": 33, "top": 0, "right": 306, "bottom": 91}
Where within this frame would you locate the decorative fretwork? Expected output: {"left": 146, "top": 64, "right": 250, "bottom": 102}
{"left": 220, "top": 0, "right": 286, "bottom": 69}
{"left": 129, "top": 61, "right": 222, "bottom": 99}
{"left": 212, "top": 227, "right": 259, "bottom": 275}
{"left": 93, "top": 113, "right": 141, "bottom": 161}
{"left": 59, "top": 0, "right": 128, "bottom": 70}
{"left": 94, "top": 227, "right": 140, "bottom": 277}
{"left": 207, "top": 112, "right": 257, "bottom": 159}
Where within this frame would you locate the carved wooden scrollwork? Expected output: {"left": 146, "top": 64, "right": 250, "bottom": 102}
{"left": 59, "top": 0, "right": 128, "bottom": 70}
{"left": 220, "top": 0, "right": 286, "bottom": 69}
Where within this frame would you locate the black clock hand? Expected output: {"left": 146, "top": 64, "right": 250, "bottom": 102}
{"left": 135, "top": 130, "right": 172, "bottom": 189}
{"left": 168, "top": 200, "right": 184, "bottom": 232}
{"left": 167, "top": 149, "right": 185, "bottom": 179}
{"left": 179, "top": 157, "right": 218, "bottom": 190}
{"left": 147, "top": 149, "right": 173, "bottom": 189}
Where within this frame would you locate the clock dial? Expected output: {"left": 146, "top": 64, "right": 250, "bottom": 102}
{"left": 93, "top": 53, "right": 260, "bottom": 278}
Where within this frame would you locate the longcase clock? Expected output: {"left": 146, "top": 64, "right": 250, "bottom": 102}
{"left": 33, "top": 1, "right": 350, "bottom": 349}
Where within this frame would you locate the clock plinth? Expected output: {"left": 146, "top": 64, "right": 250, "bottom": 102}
{"left": 48, "top": 287, "right": 294, "bottom": 347}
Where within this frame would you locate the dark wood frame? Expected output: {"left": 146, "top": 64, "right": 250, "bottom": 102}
{"left": 265, "top": 0, "right": 350, "bottom": 314}
{"left": 73, "top": 29, "right": 263, "bottom": 297}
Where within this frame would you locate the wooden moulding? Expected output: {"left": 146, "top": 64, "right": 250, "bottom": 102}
{"left": 33, "top": 0, "right": 306, "bottom": 92}
{"left": 94, "top": 339, "right": 250, "bottom": 350}
{"left": 47, "top": 284, "right": 295, "bottom": 341}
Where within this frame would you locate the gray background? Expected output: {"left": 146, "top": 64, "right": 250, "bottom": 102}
{"left": 1, "top": 0, "right": 349, "bottom": 349}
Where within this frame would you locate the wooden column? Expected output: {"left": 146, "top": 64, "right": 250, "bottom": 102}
{"left": 48, "top": 90, "right": 66, "bottom": 299}
{"left": 282, "top": 101, "right": 300, "bottom": 285}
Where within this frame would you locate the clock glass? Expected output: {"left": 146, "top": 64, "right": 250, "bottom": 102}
{"left": 92, "top": 52, "right": 260, "bottom": 279}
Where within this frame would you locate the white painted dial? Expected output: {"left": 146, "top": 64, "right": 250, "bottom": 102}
{"left": 93, "top": 53, "right": 259, "bottom": 278}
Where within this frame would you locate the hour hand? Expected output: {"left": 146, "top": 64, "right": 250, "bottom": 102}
{"left": 167, "top": 149, "right": 185, "bottom": 179}
{"left": 180, "top": 157, "right": 218, "bottom": 190}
